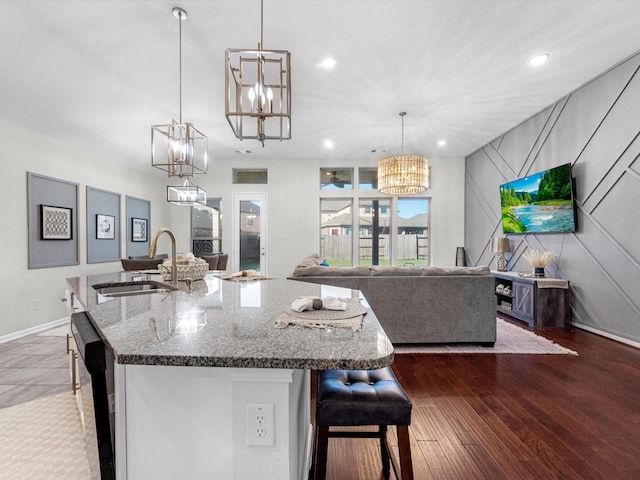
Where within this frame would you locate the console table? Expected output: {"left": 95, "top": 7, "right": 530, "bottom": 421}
{"left": 491, "top": 271, "right": 570, "bottom": 327}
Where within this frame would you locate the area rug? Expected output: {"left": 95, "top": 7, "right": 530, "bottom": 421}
{"left": 0, "top": 392, "right": 97, "bottom": 480}
{"left": 394, "top": 319, "right": 578, "bottom": 355}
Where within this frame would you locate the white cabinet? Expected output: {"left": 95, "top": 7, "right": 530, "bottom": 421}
{"left": 63, "top": 290, "right": 86, "bottom": 429}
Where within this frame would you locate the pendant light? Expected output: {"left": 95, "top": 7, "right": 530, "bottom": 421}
{"left": 377, "top": 112, "right": 429, "bottom": 195}
{"left": 225, "top": 0, "right": 291, "bottom": 146}
{"left": 151, "top": 7, "right": 208, "bottom": 206}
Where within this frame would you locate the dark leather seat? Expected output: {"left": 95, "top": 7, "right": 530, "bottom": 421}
{"left": 199, "top": 253, "right": 228, "bottom": 271}
{"left": 128, "top": 254, "right": 168, "bottom": 260}
{"left": 120, "top": 258, "right": 163, "bottom": 271}
{"left": 313, "top": 367, "right": 413, "bottom": 479}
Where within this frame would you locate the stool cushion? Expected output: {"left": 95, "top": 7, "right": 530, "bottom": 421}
{"left": 316, "top": 367, "right": 412, "bottom": 426}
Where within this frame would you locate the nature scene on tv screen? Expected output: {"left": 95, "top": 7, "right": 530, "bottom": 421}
{"left": 500, "top": 163, "right": 575, "bottom": 233}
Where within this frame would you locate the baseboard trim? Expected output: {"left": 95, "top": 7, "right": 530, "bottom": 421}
{"left": 0, "top": 317, "right": 67, "bottom": 344}
{"left": 572, "top": 322, "right": 640, "bottom": 350}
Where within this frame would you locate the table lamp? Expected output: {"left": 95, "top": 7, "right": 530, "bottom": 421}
{"left": 491, "top": 237, "right": 510, "bottom": 271}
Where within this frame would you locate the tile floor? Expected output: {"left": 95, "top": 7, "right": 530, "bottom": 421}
{"left": 0, "top": 327, "right": 98, "bottom": 479}
{"left": 0, "top": 329, "right": 72, "bottom": 409}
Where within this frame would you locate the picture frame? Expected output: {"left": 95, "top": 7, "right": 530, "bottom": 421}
{"left": 96, "top": 214, "right": 116, "bottom": 240}
{"left": 132, "top": 217, "right": 148, "bottom": 242}
{"left": 41, "top": 204, "right": 73, "bottom": 240}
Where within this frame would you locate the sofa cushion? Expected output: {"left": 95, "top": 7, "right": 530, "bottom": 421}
{"left": 295, "top": 254, "right": 325, "bottom": 269}
{"left": 292, "top": 265, "right": 371, "bottom": 277}
{"left": 369, "top": 266, "right": 424, "bottom": 276}
{"left": 420, "top": 266, "right": 490, "bottom": 276}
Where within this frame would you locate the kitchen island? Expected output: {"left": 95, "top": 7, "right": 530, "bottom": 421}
{"left": 66, "top": 271, "right": 393, "bottom": 480}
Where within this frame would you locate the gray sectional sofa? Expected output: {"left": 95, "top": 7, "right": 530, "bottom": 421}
{"left": 289, "top": 257, "right": 496, "bottom": 345}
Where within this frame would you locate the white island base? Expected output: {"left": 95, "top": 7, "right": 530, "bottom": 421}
{"left": 115, "top": 364, "right": 311, "bottom": 480}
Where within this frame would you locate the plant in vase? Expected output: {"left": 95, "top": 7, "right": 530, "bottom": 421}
{"left": 523, "top": 249, "right": 555, "bottom": 277}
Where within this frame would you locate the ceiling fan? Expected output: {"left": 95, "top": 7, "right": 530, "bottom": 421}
{"left": 328, "top": 171, "right": 347, "bottom": 188}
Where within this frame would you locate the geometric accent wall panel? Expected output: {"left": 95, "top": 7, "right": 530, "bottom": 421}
{"left": 465, "top": 51, "right": 640, "bottom": 346}
{"left": 592, "top": 172, "right": 640, "bottom": 264}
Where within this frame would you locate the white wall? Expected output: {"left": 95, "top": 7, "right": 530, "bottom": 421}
{"left": 1, "top": 117, "right": 466, "bottom": 338}
{"left": 196, "top": 155, "right": 466, "bottom": 278}
{"left": 0, "top": 119, "right": 171, "bottom": 338}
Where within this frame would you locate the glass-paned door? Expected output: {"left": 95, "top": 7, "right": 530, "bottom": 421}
{"left": 396, "top": 198, "right": 430, "bottom": 266}
{"left": 233, "top": 193, "right": 266, "bottom": 274}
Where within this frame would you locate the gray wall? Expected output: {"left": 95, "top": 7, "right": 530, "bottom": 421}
{"left": 465, "top": 52, "right": 640, "bottom": 346}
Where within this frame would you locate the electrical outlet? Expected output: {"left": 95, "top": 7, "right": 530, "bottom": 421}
{"left": 246, "top": 403, "right": 275, "bottom": 447}
{"left": 33, "top": 299, "right": 41, "bottom": 310}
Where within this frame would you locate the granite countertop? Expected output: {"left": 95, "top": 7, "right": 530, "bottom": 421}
{"left": 66, "top": 272, "right": 393, "bottom": 370}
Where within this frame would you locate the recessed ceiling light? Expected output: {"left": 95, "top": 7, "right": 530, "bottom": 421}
{"left": 370, "top": 148, "right": 388, "bottom": 153}
{"left": 316, "top": 57, "right": 337, "bottom": 70}
{"left": 529, "top": 53, "right": 550, "bottom": 67}
{"left": 235, "top": 150, "right": 251, "bottom": 154}
{"left": 323, "top": 139, "right": 334, "bottom": 149}
{"left": 437, "top": 139, "right": 446, "bottom": 147}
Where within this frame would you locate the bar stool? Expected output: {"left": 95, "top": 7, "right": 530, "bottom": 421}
{"left": 313, "top": 367, "right": 413, "bottom": 480}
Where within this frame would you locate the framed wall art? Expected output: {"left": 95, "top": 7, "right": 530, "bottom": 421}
{"left": 96, "top": 214, "right": 116, "bottom": 239}
{"left": 132, "top": 217, "right": 148, "bottom": 242}
{"left": 27, "top": 172, "right": 79, "bottom": 268}
{"left": 126, "top": 195, "right": 150, "bottom": 257}
{"left": 41, "top": 205, "right": 73, "bottom": 240}
{"left": 86, "top": 186, "right": 120, "bottom": 263}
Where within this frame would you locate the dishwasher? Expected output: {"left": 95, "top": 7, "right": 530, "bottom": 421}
{"left": 71, "top": 311, "right": 116, "bottom": 480}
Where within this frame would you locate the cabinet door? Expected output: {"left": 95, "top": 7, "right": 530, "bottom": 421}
{"left": 513, "top": 282, "right": 534, "bottom": 323}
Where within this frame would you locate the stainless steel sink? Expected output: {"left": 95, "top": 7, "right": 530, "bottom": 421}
{"left": 92, "top": 281, "right": 177, "bottom": 297}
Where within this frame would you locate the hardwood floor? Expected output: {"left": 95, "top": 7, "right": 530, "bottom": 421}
{"left": 313, "top": 319, "right": 640, "bottom": 480}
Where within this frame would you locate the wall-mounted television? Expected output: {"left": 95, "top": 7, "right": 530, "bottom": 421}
{"left": 500, "top": 163, "right": 576, "bottom": 234}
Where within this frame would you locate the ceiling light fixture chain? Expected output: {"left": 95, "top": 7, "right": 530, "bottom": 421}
{"left": 399, "top": 111, "right": 406, "bottom": 154}
{"left": 175, "top": 7, "right": 185, "bottom": 124}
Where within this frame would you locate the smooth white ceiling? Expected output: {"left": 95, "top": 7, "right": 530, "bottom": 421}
{"left": 2, "top": 0, "right": 640, "bottom": 170}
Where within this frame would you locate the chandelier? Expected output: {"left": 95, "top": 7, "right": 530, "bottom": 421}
{"left": 151, "top": 7, "right": 208, "bottom": 205}
{"left": 377, "top": 112, "right": 429, "bottom": 195}
{"left": 167, "top": 178, "right": 207, "bottom": 207}
{"left": 225, "top": 0, "right": 291, "bottom": 146}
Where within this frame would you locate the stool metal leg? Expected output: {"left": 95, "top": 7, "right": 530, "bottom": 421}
{"left": 397, "top": 425, "right": 413, "bottom": 480}
{"left": 379, "top": 425, "right": 391, "bottom": 476}
{"left": 313, "top": 425, "right": 330, "bottom": 480}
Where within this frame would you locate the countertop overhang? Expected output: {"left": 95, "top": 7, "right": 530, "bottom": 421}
{"left": 66, "top": 272, "right": 394, "bottom": 370}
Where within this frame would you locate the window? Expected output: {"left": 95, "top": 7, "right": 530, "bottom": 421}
{"left": 358, "top": 167, "right": 377, "bottom": 189}
{"left": 191, "top": 198, "right": 222, "bottom": 255}
{"left": 233, "top": 169, "right": 268, "bottom": 184}
{"left": 320, "top": 199, "right": 353, "bottom": 265}
{"left": 396, "top": 198, "right": 429, "bottom": 266}
{"left": 320, "top": 196, "right": 430, "bottom": 266}
{"left": 320, "top": 168, "right": 353, "bottom": 190}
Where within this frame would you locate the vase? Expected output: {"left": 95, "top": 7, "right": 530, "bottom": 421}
{"left": 533, "top": 267, "right": 545, "bottom": 277}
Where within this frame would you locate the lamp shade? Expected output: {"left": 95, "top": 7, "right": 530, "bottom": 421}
{"left": 377, "top": 155, "right": 429, "bottom": 195}
{"left": 491, "top": 237, "right": 510, "bottom": 253}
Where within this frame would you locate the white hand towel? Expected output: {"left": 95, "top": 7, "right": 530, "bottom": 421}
{"left": 321, "top": 297, "right": 347, "bottom": 311}
{"left": 290, "top": 296, "right": 347, "bottom": 312}
{"left": 291, "top": 297, "right": 314, "bottom": 312}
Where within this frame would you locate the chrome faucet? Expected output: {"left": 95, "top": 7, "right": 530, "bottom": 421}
{"left": 149, "top": 228, "right": 177, "bottom": 284}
